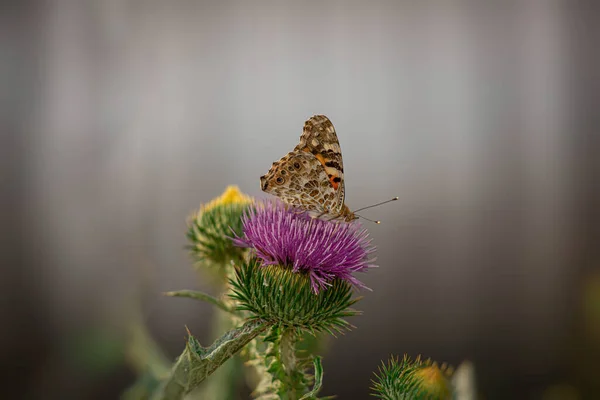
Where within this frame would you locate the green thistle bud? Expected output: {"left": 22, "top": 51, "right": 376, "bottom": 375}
{"left": 229, "top": 258, "right": 361, "bottom": 335}
{"left": 187, "top": 185, "right": 253, "bottom": 269}
{"left": 371, "top": 355, "right": 454, "bottom": 400}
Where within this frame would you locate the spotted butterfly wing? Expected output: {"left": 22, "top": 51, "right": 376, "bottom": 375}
{"left": 294, "top": 115, "right": 346, "bottom": 214}
{"left": 260, "top": 115, "right": 355, "bottom": 221}
{"left": 260, "top": 151, "right": 339, "bottom": 216}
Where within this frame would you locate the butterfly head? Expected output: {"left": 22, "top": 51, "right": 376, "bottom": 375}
{"left": 259, "top": 174, "right": 269, "bottom": 191}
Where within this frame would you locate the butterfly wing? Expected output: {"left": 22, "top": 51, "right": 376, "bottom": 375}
{"left": 260, "top": 151, "right": 339, "bottom": 216}
{"left": 294, "top": 115, "right": 345, "bottom": 214}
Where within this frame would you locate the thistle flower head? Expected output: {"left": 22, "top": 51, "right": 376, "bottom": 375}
{"left": 233, "top": 201, "right": 376, "bottom": 293}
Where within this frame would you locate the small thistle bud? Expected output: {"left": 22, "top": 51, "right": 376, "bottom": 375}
{"left": 371, "top": 355, "right": 454, "bottom": 400}
{"left": 187, "top": 185, "right": 253, "bottom": 268}
{"left": 230, "top": 201, "right": 375, "bottom": 333}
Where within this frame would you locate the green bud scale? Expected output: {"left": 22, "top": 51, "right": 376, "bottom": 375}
{"left": 229, "top": 258, "right": 361, "bottom": 335}
{"left": 187, "top": 202, "right": 250, "bottom": 268}
{"left": 371, "top": 355, "right": 454, "bottom": 400}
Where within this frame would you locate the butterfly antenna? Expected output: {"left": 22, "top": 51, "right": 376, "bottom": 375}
{"left": 352, "top": 197, "right": 399, "bottom": 213}
{"left": 355, "top": 214, "right": 381, "bottom": 224}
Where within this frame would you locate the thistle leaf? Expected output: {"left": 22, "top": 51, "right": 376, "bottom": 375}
{"left": 153, "top": 319, "right": 269, "bottom": 400}
{"left": 163, "top": 290, "right": 235, "bottom": 314}
{"left": 299, "top": 356, "right": 323, "bottom": 400}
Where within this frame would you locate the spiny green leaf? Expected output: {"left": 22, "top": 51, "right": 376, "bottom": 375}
{"left": 153, "top": 319, "right": 269, "bottom": 400}
{"left": 299, "top": 356, "right": 323, "bottom": 400}
{"left": 163, "top": 290, "right": 235, "bottom": 314}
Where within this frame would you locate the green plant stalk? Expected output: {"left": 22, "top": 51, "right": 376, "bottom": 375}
{"left": 122, "top": 319, "right": 172, "bottom": 400}
{"left": 243, "top": 337, "right": 275, "bottom": 398}
{"left": 126, "top": 319, "right": 172, "bottom": 379}
{"left": 280, "top": 328, "right": 301, "bottom": 400}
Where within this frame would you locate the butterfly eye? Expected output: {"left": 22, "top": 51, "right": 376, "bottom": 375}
{"left": 293, "top": 162, "right": 301, "bottom": 170}
{"left": 276, "top": 177, "right": 284, "bottom": 184}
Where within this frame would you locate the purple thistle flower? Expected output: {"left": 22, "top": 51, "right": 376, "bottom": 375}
{"left": 232, "top": 201, "right": 377, "bottom": 293}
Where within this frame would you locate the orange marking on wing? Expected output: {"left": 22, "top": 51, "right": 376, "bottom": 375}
{"left": 301, "top": 147, "right": 340, "bottom": 190}
{"left": 301, "top": 147, "right": 329, "bottom": 169}
{"left": 329, "top": 177, "right": 339, "bottom": 190}
{"left": 314, "top": 153, "right": 326, "bottom": 166}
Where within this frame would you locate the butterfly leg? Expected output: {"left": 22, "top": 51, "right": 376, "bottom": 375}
{"left": 315, "top": 211, "right": 329, "bottom": 220}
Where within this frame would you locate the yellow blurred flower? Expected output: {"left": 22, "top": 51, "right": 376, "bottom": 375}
{"left": 413, "top": 362, "right": 452, "bottom": 399}
{"left": 201, "top": 185, "right": 253, "bottom": 212}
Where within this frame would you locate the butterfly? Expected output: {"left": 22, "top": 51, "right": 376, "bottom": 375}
{"left": 260, "top": 115, "right": 356, "bottom": 222}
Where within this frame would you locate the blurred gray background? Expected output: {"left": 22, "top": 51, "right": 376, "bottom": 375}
{"left": 2, "top": 1, "right": 599, "bottom": 399}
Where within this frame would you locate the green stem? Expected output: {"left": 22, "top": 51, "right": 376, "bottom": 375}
{"left": 243, "top": 337, "right": 273, "bottom": 397}
{"left": 122, "top": 319, "right": 172, "bottom": 400}
{"left": 280, "top": 329, "right": 300, "bottom": 400}
{"left": 126, "top": 319, "right": 171, "bottom": 379}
